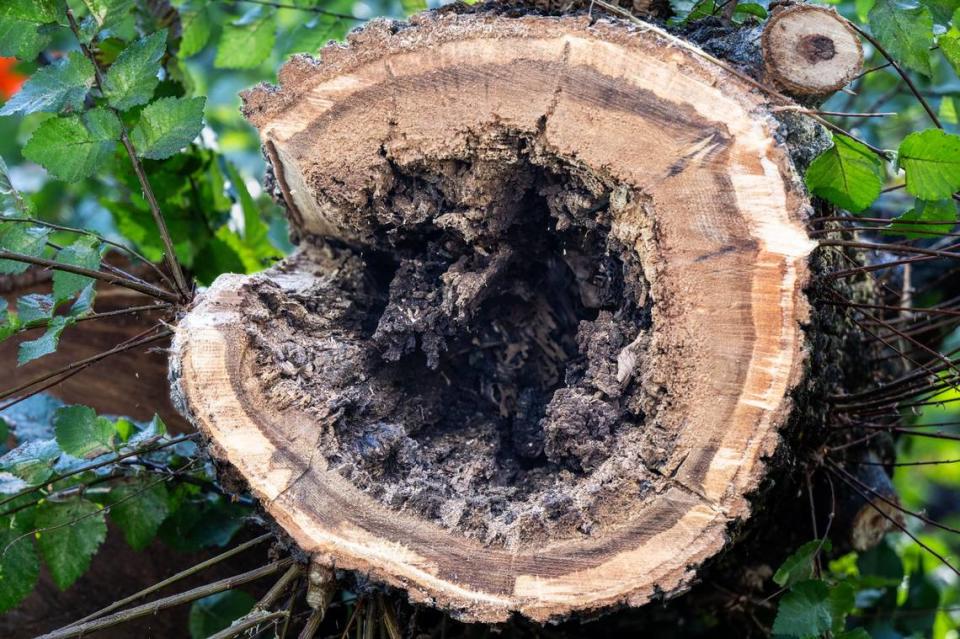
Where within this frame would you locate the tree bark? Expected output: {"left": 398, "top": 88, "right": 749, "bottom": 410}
{"left": 171, "top": 8, "right": 878, "bottom": 623}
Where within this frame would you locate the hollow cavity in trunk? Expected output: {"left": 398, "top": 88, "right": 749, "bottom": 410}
{"left": 243, "top": 131, "right": 668, "bottom": 547}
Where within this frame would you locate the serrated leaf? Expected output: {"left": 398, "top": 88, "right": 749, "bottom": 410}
{"left": 0, "top": 0, "right": 62, "bottom": 60}
{"left": 74, "top": 0, "right": 135, "bottom": 38}
{"left": 0, "top": 440, "right": 61, "bottom": 485}
{"left": 885, "top": 199, "right": 958, "bottom": 238}
{"left": 920, "top": 0, "right": 958, "bottom": 23}
{"left": 805, "top": 134, "right": 884, "bottom": 212}
{"left": 941, "top": 95, "right": 959, "bottom": 124}
{"left": 942, "top": 31, "right": 960, "bottom": 76}
{"left": 23, "top": 108, "right": 121, "bottom": 182}
{"left": 0, "top": 51, "right": 94, "bottom": 117}
{"left": 35, "top": 498, "right": 106, "bottom": 590}
{"left": 899, "top": 129, "right": 960, "bottom": 200}
{"left": 15, "top": 294, "right": 55, "bottom": 325}
{"left": 829, "top": 582, "right": 856, "bottom": 633}
{"left": 103, "top": 30, "right": 166, "bottom": 110}
{"left": 52, "top": 237, "right": 100, "bottom": 303}
{"left": 772, "top": 580, "right": 833, "bottom": 638}
{"left": 180, "top": 5, "right": 212, "bottom": 58}
{"left": 774, "top": 539, "right": 832, "bottom": 588}
{"left": 0, "top": 224, "right": 50, "bottom": 275}
{"left": 18, "top": 315, "right": 70, "bottom": 365}
{"left": 189, "top": 590, "right": 256, "bottom": 639}
{"left": 130, "top": 96, "right": 205, "bottom": 160}
{"left": 214, "top": 8, "right": 276, "bottom": 69}
{"left": 109, "top": 480, "right": 169, "bottom": 550}
{"left": 0, "top": 525, "right": 40, "bottom": 613}
{"left": 69, "top": 283, "right": 96, "bottom": 317}
{"left": 53, "top": 405, "right": 116, "bottom": 459}
{"left": 869, "top": 0, "right": 935, "bottom": 76}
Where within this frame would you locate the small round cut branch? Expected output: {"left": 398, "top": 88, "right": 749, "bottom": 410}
{"left": 173, "top": 12, "right": 815, "bottom": 622}
{"left": 762, "top": 5, "right": 863, "bottom": 96}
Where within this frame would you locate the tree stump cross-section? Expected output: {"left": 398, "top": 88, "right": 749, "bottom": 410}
{"left": 172, "top": 12, "right": 816, "bottom": 622}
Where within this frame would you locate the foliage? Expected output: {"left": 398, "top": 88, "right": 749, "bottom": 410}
{"left": 0, "top": 0, "right": 957, "bottom": 636}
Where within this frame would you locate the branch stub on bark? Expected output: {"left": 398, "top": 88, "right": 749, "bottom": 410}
{"left": 762, "top": 5, "right": 863, "bottom": 97}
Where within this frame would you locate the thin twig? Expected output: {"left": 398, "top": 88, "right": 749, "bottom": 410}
{"left": 220, "top": 0, "right": 363, "bottom": 20}
{"left": 846, "top": 21, "right": 942, "bottom": 129}
{"left": 11, "top": 303, "right": 173, "bottom": 336}
{"left": 207, "top": 610, "right": 289, "bottom": 639}
{"left": 0, "top": 249, "right": 178, "bottom": 302}
{"left": 70, "top": 532, "right": 276, "bottom": 626}
{"left": 0, "top": 325, "right": 171, "bottom": 404}
{"left": 38, "top": 558, "right": 296, "bottom": 639}
{"left": 65, "top": 7, "right": 191, "bottom": 300}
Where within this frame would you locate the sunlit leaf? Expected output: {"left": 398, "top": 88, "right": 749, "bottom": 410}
{"left": 805, "top": 134, "right": 884, "bottom": 212}
{"left": 899, "top": 129, "right": 960, "bottom": 200}
{"left": 103, "top": 30, "right": 166, "bottom": 110}
{"left": 214, "top": 7, "right": 276, "bottom": 70}
{"left": 23, "top": 108, "right": 121, "bottom": 181}
{"left": 130, "top": 96, "right": 205, "bottom": 160}
{"left": 869, "top": 0, "right": 935, "bottom": 76}
{"left": 53, "top": 405, "right": 116, "bottom": 459}
{"left": 0, "top": 52, "right": 94, "bottom": 117}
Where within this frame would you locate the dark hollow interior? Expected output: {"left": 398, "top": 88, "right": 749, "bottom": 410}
{"left": 247, "top": 133, "right": 667, "bottom": 546}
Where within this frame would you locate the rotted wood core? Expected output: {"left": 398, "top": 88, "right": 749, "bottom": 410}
{"left": 173, "top": 11, "right": 816, "bottom": 622}
{"left": 762, "top": 4, "right": 863, "bottom": 96}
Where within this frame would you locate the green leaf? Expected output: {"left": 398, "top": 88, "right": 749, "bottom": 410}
{"left": 214, "top": 8, "right": 276, "bottom": 69}
{"left": 836, "top": 630, "right": 871, "bottom": 639}
{"left": 74, "top": 0, "right": 135, "bottom": 38}
{"left": 0, "top": 224, "right": 50, "bottom": 275}
{"left": 774, "top": 539, "right": 832, "bottom": 588}
{"left": 18, "top": 315, "right": 70, "bottom": 365}
{"left": 941, "top": 95, "right": 959, "bottom": 124}
{"left": 400, "top": 0, "right": 428, "bottom": 13}
{"left": 109, "top": 480, "right": 169, "bottom": 550}
{"left": 921, "top": 0, "right": 960, "bottom": 23}
{"left": 52, "top": 236, "right": 100, "bottom": 303}
{"left": 805, "top": 134, "right": 884, "bottom": 212}
{"left": 885, "top": 199, "right": 958, "bottom": 238}
{"left": 34, "top": 498, "right": 107, "bottom": 590}
{"left": 15, "top": 294, "right": 55, "bottom": 325}
{"left": 0, "top": 524, "right": 40, "bottom": 613}
{"left": 869, "top": 0, "right": 935, "bottom": 76}
{"left": 0, "top": 0, "right": 62, "bottom": 60}
{"left": 828, "top": 582, "right": 856, "bottom": 633}
{"left": 23, "top": 108, "right": 121, "bottom": 181}
{"left": 53, "top": 405, "right": 116, "bottom": 459}
{"left": 179, "top": 5, "right": 212, "bottom": 58}
{"left": 102, "top": 30, "right": 166, "bottom": 110}
{"left": 899, "top": 129, "right": 960, "bottom": 200}
{"left": 942, "top": 31, "right": 960, "bottom": 76}
{"left": 772, "top": 580, "right": 833, "bottom": 638}
{"left": 188, "top": 590, "right": 256, "bottom": 639}
{"left": 0, "top": 51, "right": 94, "bottom": 117}
{"left": 734, "top": 2, "right": 767, "bottom": 19}
{"left": 130, "top": 96, "right": 205, "bottom": 160}
{"left": 0, "top": 440, "right": 61, "bottom": 485}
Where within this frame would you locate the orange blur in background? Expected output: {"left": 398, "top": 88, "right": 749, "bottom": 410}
{"left": 0, "top": 58, "right": 26, "bottom": 100}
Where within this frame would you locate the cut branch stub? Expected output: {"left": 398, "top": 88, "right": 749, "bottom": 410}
{"left": 172, "top": 12, "right": 815, "bottom": 622}
{"left": 762, "top": 4, "right": 863, "bottom": 96}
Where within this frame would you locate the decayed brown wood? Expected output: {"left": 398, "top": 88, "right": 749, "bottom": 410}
{"left": 173, "top": 12, "right": 816, "bottom": 622}
{"left": 762, "top": 4, "right": 863, "bottom": 96}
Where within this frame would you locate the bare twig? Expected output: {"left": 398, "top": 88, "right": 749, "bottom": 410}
{"left": 65, "top": 7, "right": 191, "bottom": 300}
{"left": 38, "top": 558, "right": 296, "bottom": 639}
{"left": 0, "top": 249, "right": 178, "bottom": 302}
{"left": 70, "top": 532, "right": 276, "bottom": 626}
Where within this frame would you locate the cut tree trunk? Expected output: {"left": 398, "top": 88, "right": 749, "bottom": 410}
{"left": 172, "top": 9, "right": 863, "bottom": 623}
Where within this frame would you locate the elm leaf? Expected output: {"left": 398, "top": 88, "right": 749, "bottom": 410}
{"left": 772, "top": 580, "right": 833, "bottom": 638}
{"left": 805, "top": 134, "right": 884, "bottom": 212}
{"left": 18, "top": 315, "right": 70, "bottom": 365}
{"left": 868, "top": 0, "right": 935, "bottom": 76}
{"left": 214, "top": 8, "right": 276, "bottom": 69}
{"left": 53, "top": 405, "right": 116, "bottom": 459}
{"left": 103, "top": 30, "right": 166, "bottom": 110}
{"left": 52, "top": 237, "right": 100, "bottom": 303}
{"left": 0, "top": 225, "right": 50, "bottom": 275}
{"left": 0, "top": 52, "right": 94, "bottom": 117}
{"left": 23, "top": 108, "right": 121, "bottom": 182}
{"left": 130, "top": 96, "right": 205, "bottom": 160}
{"left": 899, "top": 129, "right": 960, "bottom": 200}
{"left": 0, "top": 0, "right": 62, "bottom": 60}
{"left": 34, "top": 498, "right": 107, "bottom": 590}
{"left": 109, "top": 480, "right": 169, "bottom": 550}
